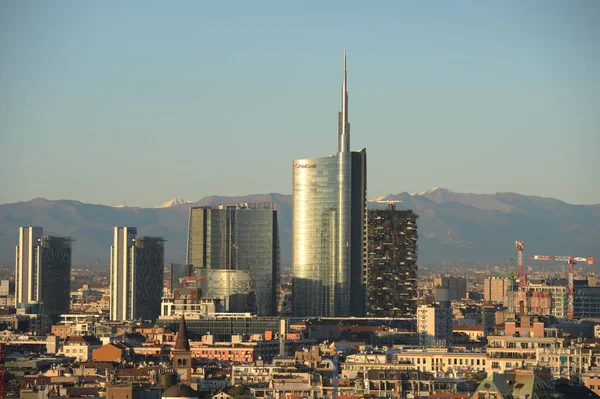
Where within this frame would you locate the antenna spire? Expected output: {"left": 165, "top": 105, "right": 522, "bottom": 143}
{"left": 338, "top": 51, "right": 350, "bottom": 153}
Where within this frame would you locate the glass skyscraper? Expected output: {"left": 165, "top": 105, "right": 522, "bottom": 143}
{"left": 186, "top": 203, "right": 280, "bottom": 316}
{"left": 292, "top": 53, "right": 367, "bottom": 317}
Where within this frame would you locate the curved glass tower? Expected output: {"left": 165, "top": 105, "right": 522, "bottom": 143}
{"left": 292, "top": 53, "right": 367, "bottom": 317}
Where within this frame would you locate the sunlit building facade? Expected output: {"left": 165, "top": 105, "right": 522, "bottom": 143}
{"left": 292, "top": 53, "right": 367, "bottom": 317}
{"left": 15, "top": 227, "right": 72, "bottom": 320}
{"left": 186, "top": 203, "right": 280, "bottom": 316}
{"left": 110, "top": 227, "right": 165, "bottom": 321}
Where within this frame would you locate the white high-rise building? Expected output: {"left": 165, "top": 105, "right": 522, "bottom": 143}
{"left": 110, "top": 227, "right": 137, "bottom": 321}
{"left": 15, "top": 227, "right": 43, "bottom": 305}
{"left": 15, "top": 227, "right": 72, "bottom": 317}
{"left": 417, "top": 288, "right": 453, "bottom": 348}
{"left": 110, "top": 227, "right": 164, "bottom": 321}
{"left": 417, "top": 305, "right": 453, "bottom": 347}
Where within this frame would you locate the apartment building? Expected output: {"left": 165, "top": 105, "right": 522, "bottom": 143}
{"left": 536, "top": 345, "right": 596, "bottom": 378}
{"left": 343, "top": 350, "right": 488, "bottom": 379}
{"left": 483, "top": 277, "right": 509, "bottom": 304}
{"left": 61, "top": 335, "right": 102, "bottom": 362}
{"left": 487, "top": 316, "right": 566, "bottom": 374}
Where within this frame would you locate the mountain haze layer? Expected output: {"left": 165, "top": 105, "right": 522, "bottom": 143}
{"left": 0, "top": 189, "right": 598, "bottom": 268}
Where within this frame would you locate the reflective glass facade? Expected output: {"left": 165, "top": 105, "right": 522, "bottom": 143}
{"left": 186, "top": 204, "right": 280, "bottom": 316}
{"left": 39, "top": 236, "right": 72, "bottom": 319}
{"left": 292, "top": 152, "right": 366, "bottom": 317}
{"left": 133, "top": 237, "right": 165, "bottom": 321}
{"left": 157, "top": 317, "right": 283, "bottom": 341}
{"left": 164, "top": 263, "right": 194, "bottom": 293}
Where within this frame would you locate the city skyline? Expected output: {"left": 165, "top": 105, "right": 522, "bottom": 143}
{"left": 1, "top": 2, "right": 600, "bottom": 395}
{"left": 1, "top": 2, "right": 599, "bottom": 206}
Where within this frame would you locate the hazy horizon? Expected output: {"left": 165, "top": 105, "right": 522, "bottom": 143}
{"left": 1, "top": 186, "right": 599, "bottom": 208}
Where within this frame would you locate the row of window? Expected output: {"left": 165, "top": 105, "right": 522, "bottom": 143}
{"left": 399, "top": 357, "right": 486, "bottom": 366}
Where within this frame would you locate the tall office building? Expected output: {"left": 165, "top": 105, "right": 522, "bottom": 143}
{"left": 110, "top": 227, "right": 165, "bottom": 321}
{"left": 186, "top": 203, "right": 279, "bottom": 316}
{"left": 483, "top": 277, "right": 509, "bottom": 303}
{"left": 292, "top": 53, "right": 367, "bottom": 317}
{"left": 15, "top": 227, "right": 72, "bottom": 319}
{"left": 434, "top": 276, "right": 467, "bottom": 301}
{"left": 366, "top": 204, "right": 418, "bottom": 317}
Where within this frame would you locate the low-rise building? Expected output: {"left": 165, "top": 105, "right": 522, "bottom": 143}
{"left": 452, "top": 325, "right": 485, "bottom": 341}
{"left": 231, "top": 365, "right": 312, "bottom": 385}
{"left": 536, "top": 345, "right": 595, "bottom": 378}
{"left": 470, "top": 368, "right": 557, "bottom": 399}
{"left": 93, "top": 342, "right": 131, "bottom": 362}
{"left": 106, "top": 384, "right": 162, "bottom": 399}
{"left": 62, "top": 335, "right": 102, "bottom": 361}
{"left": 583, "top": 367, "right": 600, "bottom": 396}
{"left": 365, "top": 369, "right": 434, "bottom": 399}
{"left": 343, "top": 350, "right": 488, "bottom": 379}
{"left": 249, "top": 372, "right": 322, "bottom": 399}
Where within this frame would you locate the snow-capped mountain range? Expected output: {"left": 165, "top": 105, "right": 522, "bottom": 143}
{"left": 1, "top": 189, "right": 598, "bottom": 267}
{"left": 154, "top": 197, "right": 192, "bottom": 208}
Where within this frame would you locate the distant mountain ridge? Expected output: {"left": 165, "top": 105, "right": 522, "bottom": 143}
{"left": 154, "top": 197, "right": 192, "bottom": 208}
{"left": 0, "top": 189, "right": 598, "bottom": 268}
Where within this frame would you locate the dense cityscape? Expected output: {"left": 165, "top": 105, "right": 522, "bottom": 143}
{"left": 0, "top": 50, "right": 598, "bottom": 399}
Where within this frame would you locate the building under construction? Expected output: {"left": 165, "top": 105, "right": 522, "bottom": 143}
{"left": 366, "top": 203, "right": 418, "bottom": 318}
{"left": 512, "top": 290, "right": 553, "bottom": 316}
{"left": 508, "top": 241, "right": 599, "bottom": 319}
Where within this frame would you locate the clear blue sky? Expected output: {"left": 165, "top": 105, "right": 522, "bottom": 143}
{"left": 1, "top": 1, "right": 599, "bottom": 207}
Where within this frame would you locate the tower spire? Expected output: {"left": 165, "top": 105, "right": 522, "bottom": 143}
{"left": 338, "top": 51, "right": 350, "bottom": 153}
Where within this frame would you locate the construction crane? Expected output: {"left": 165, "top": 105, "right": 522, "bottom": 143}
{"left": 528, "top": 254, "right": 596, "bottom": 319}
{"left": 515, "top": 241, "right": 527, "bottom": 288}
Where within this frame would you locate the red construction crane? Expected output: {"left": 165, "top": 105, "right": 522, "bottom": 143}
{"left": 528, "top": 254, "right": 596, "bottom": 320}
{"left": 515, "top": 241, "right": 527, "bottom": 288}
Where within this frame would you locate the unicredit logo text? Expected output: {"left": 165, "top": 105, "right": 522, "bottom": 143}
{"left": 294, "top": 164, "right": 317, "bottom": 169}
